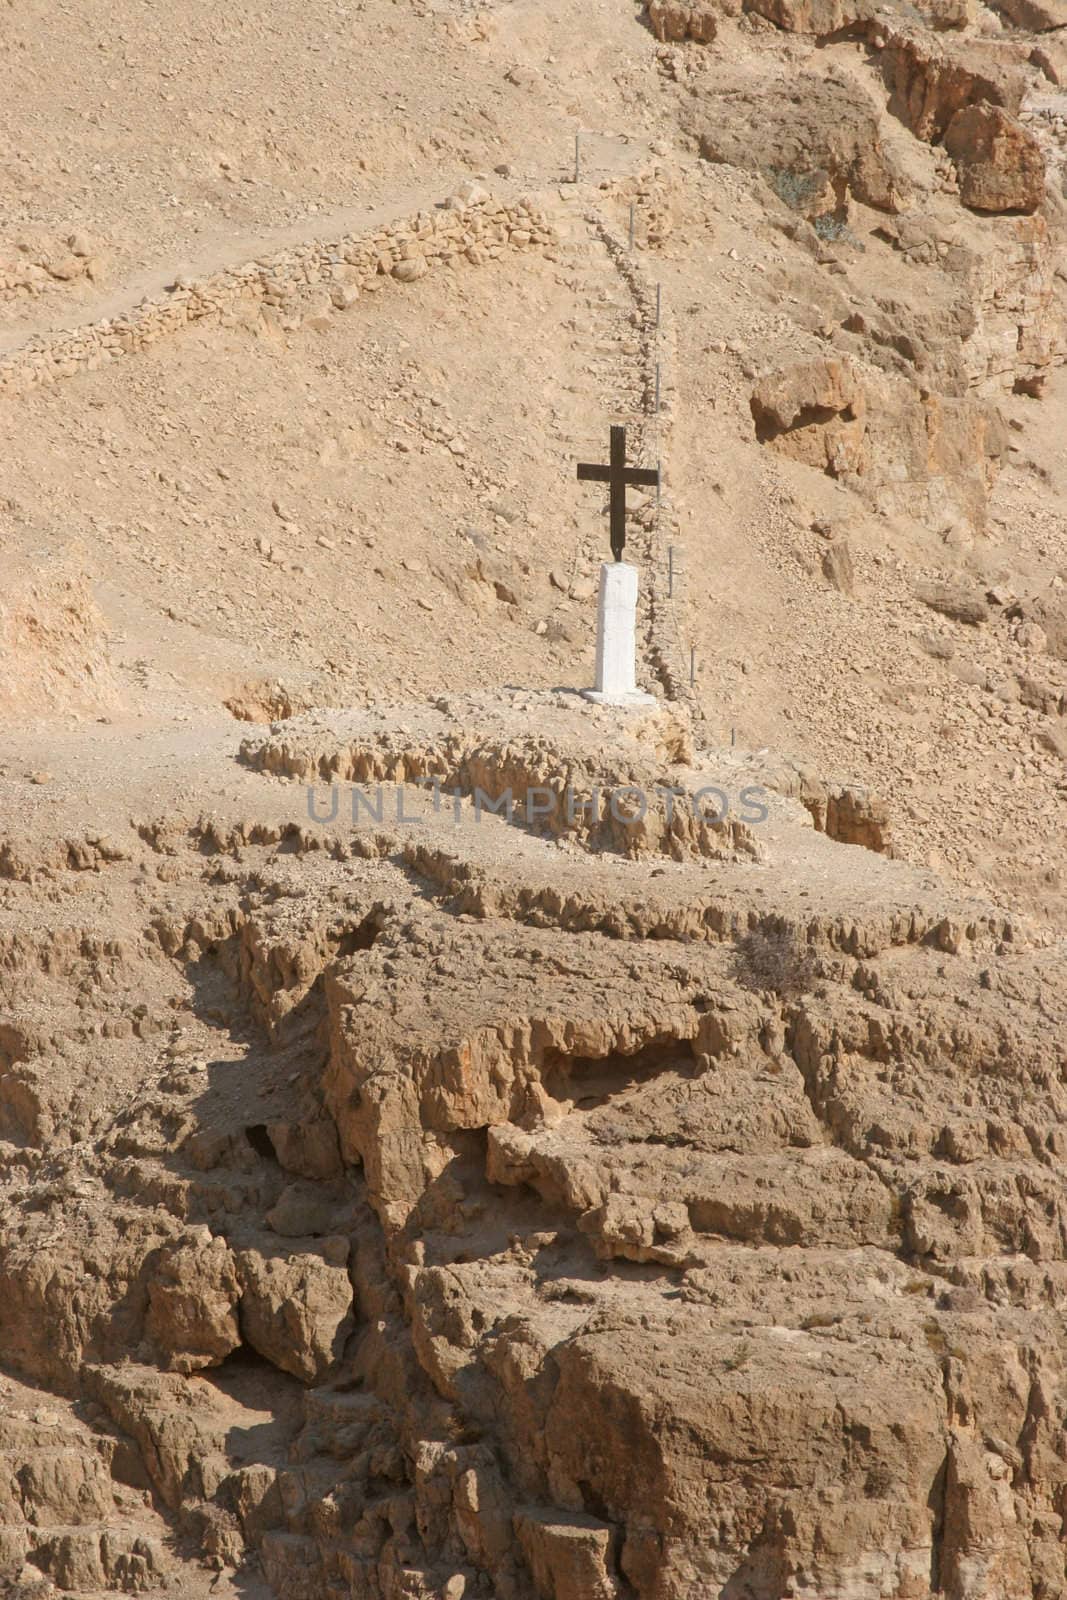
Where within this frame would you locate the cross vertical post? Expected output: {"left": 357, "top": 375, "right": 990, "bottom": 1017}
{"left": 609, "top": 423, "right": 627, "bottom": 561}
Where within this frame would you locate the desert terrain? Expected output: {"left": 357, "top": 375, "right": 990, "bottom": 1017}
{"left": 2, "top": 0, "right": 1067, "bottom": 1593}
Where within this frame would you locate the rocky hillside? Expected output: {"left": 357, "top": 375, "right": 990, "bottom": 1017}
{"left": 2, "top": 0, "right": 1067, "bottom": 1592}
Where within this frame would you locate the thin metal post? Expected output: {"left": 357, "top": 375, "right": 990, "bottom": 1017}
{"left": 731, "top": 726, "right": 736, "bottom": 747}
{"left": 654, "top": 362, "right": 660, "bottom": 415}
{"left": 628, "top": 203, "right": 635, "bottom": 248}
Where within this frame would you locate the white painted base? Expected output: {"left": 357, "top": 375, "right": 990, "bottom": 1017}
{"left": 582, "top": 561, "right": 656, "bottom": 707}
{"left": 580, "top": 689, "right": 658, "bottom": 707}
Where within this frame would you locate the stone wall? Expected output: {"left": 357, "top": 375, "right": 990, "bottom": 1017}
{"left": 0, "top": 194, "right": 556, "bottom": 397}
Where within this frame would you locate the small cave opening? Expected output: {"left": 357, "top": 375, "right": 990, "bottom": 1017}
{"left": 331, "top": 910, "right": 384, "bottom": 959}
{"left": 244, "top": 1122, "right": 279, "bottom": 1162}
{"left": 750, "top": 398, "right": 844, "bottom": 444}
{"left": 578, "top": 1478, "right": 612, "bottom": 1522}
{"left": 541, "top": 1036, "right": 697, "bottom": 1111}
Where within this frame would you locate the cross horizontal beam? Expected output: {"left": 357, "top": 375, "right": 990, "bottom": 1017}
{"left": 576, "top": 462, "right": 658, "bottom": 486}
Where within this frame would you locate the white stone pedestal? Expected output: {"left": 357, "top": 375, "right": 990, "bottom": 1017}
{"left": 581, "top": 561, "right": 657, "bottom": 707}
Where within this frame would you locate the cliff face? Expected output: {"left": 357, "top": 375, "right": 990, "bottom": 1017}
{"left": 0, "top": 698, "right": 1064, "bottom": 1600}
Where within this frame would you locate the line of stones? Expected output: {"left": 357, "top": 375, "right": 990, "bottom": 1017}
{"left": 588, "top": 211, "right": 704, "bottom": 731}
{"left": 0, "top": 195, "right": 557, "bottom": 396}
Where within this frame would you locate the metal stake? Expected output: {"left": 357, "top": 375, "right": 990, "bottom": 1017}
{"left": 628, "top": 203, "right": 635, "bottom": 248}
{"left": 654, "top": 362, "right": 660, "bottom": 415}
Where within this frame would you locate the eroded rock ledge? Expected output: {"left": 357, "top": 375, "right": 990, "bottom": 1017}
{"left": 0, "top": 696, "right": 1061, "bottom": 1599}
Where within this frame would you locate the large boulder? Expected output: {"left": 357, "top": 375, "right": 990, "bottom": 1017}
{"left": 944, "top": 104, "right": 1046, "bottom": 214}
{"left": 994, "top": 0, "right": 1067, "bottom": 28}
{"left": 647, "top": 0, "right": 720, "bottom": 38}
{"left": 514, "top": 1509, "right": 622, "bottom": 1600}
{"left": 750, "top": 358, "right": 866, "bottom": 475}
{"left": 145, "top": 1234, "right": 241, "bottom": 1374}
{"left": 879, "top": 26, "right": 1024, "bottom": 142}
{"left": 236, "top": 1238, "right": 355, "bottom": 1383}
{"left": 688, "top": 71, "right": 910, "bottom": 213}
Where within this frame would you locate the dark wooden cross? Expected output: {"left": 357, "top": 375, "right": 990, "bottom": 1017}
{"left": 576, "top": 424, "right": 659, "bottom": 562}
